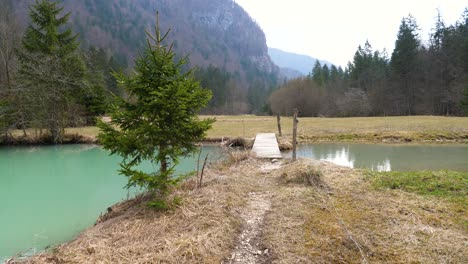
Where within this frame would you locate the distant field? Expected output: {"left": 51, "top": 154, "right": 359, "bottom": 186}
{"left": 9, "top": 115, "right": 468, "bottom": 143}
{"left": 203, "top": 115, "right": 468, "bottom": 142}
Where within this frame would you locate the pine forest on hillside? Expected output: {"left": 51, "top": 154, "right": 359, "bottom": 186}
{"left": 0, "top": 0, "right": 467, "bottom": 144}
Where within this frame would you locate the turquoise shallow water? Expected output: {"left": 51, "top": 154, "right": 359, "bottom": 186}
{"left": 0, "top": 144, "right": 221, "bottom": 261}
{"left": 1, "top": 143, "right": 467, "bottom": 261}
{"left": 284, "top": 143, "right": 468, "bottom": 171}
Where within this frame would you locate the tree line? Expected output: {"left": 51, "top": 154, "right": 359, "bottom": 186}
{"left": 0, "top": 0, "right": 278, "bottom": 144}
{"left": 270, "top": 10, "right": 468, "bottom": 117}
{"left": 0, "top": 0, "right": 125, "bottom": 143}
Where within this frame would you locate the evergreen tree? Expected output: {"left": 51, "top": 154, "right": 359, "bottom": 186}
{"left": 22, "top": 0, "right": 78, "bottom": 55}
{"left": 322, "top": 64, "right": 330, "bottom": 83}
{"left": 330, "top": 65, "right": 339, "bottom": 81}
{"left": 195, "top": 65, "right": 230, "bottom": 112}
{"left": 391, "top": 15, "right": 421, "bottom": 115}
{"left": 98, "top": 17, "right": 214, "bottom": 205}
{"left": 350, "top": 41, "right": 375, "bottom": 91}
{"left": 82, "top": 47, "right": 108, "bottom": 122}
{"left": 312, "top": 60, "right": 323, "bottom": 85}
{"left": 461, "top": 85, "right": 468, "bottom": 115}
{"left": 430, "top": 9, "right": 446, "bottom": 52}
{"left": 17, "top": 0, "right": 85, "bottom": 143}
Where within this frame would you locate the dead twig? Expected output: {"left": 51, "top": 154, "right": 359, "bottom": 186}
{"left": 198, "top": 154, "right": 209, "bottom": 189}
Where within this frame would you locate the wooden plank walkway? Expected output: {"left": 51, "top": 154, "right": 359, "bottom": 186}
{"left": 252, "top": 133, "right": 283, "bottom": 159}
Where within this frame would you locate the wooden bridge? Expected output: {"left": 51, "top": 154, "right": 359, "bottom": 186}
{"left": 251, "top": 133, "right": 283, "bottom": 159}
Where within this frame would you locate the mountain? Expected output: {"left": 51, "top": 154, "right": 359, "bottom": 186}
{"left": 278, "top": 67, "right": 304, "bottom": 81}
{"left": 268, "top": 47, "right": 332, "bottom": 75}
{"left": 8, "top": 0, "right": 280, "bottom": 113}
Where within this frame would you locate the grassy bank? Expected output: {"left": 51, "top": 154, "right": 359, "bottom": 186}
{"left": 22, "top": 157, "right": 467, "bottom": 263}
{"left": 366, "top": 170, "right": 467, "bottom": 199}
{"left": 366, "top": 170, "right": 468, "bottom": 229}
{"left": 205, "top": 115, "right": 468, "bottom": 143}
{"left": 4, "top": 116, "right": 468, "bottom": 145}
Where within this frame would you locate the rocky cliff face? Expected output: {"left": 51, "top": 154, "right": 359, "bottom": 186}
{"left": 167, "top": 0, "right": 277, "bottom": 75}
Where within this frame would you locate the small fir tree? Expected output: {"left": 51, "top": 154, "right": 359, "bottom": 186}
{"left": 22, "top": 0, "right": 78, "bottom": 55}
{"left": 17, "top": 0, "right": 85, "bottom": 143}
{"left": 98, "top": 16, "right": 214, "bottom": 205}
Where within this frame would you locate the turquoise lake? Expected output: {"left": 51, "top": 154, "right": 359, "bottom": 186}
{"left": 1, "top": 143, "right": 467, "bottom": 261}
{"left": 0, "top": 144, "right": 221, "bottom": 261}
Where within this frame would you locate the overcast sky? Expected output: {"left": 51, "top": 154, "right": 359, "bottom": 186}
{"left": 235, "top": 0, "right": 467, "bottom": 67}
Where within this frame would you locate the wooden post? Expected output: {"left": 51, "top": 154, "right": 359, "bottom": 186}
{"left": 242, "top": 119, "right": 245, "bottom": 137}
{"left": 276, "top": 112, "right": 282, "bottom": 137}
{"left": 292, "top": 109, "right": 298, "bottom": 161}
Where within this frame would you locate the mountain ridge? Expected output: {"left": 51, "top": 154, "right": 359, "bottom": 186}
{"left": 268, "top": 47, "right": 333, "bottom": 75}
{"left": 9, "top": 0, "right": 280, "bottom": 113}
{"left": 9, "top": 0, "right": 279, "bottom": 83}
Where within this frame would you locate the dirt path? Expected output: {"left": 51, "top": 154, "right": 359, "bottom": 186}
{"left": 224, "top": 162, "right": 281, "bottom": 264}
{"left": 224, "top": 192, "right": 272, "bottom": 264}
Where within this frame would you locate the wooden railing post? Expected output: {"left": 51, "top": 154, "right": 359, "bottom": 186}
{"left": 292, "top": 109, "right": 298, "bottom": 161}
{"left": 277, "top": 112, "right": 282, "bottom": 137}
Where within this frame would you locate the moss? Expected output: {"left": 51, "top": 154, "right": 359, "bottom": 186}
{"left": 366, "top": 170, "right": 467, "bottom": 199}
{"left": 366, "top": 169, "right": 468, "bottom": 229}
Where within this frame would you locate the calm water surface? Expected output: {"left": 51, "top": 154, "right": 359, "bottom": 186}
{"left": 1, "top": 143, "right": 467, "bottom": 261}
{"left": 0, "top": 145, "right": 221, "bottom": 261}
{"left": 285, "top": 143, "right": 468, "bottom": 171}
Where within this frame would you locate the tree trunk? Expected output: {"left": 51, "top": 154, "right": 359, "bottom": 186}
{"left": 160, "top": 145, "right": 168, "bottom": 174}
{"left": 277, "top": 112, "right": 282, "bottom": 137}
{"left": 5, "top": 59, "right": 10, "bottom": 89}
{"left": 292, "top": 109, "right": 298, "bottom": 162}
{"left": 161, "top": 158, "right": 168, "bottom": 174}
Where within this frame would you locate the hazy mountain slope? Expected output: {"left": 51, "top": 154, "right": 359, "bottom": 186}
{"left": 268, "top": 47, "right": 332, "bottom": 75}
{"left": 9, "top": 0, "right": 280, "bottom": 112}
{"left": 278, "top": 67, "right": 304, "bottom": 80}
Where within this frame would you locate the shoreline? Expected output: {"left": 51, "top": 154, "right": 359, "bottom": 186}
{"left": 12, "top": 157, "right": 467, "bottom": 263}
{"left": 0, "top": 134, "right": 98, "bottom": 146}
{"left": 2, "top": 115, "right": 467, "bottom": 146}
{"left": 1, "top": 134, "right": 467, "bottom": 147}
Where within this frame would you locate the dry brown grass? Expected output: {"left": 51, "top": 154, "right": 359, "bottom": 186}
{"left": 223, "top": 150, "right": 253, "bottom": 165}
{"left": 22, "top": 157, "right": 266, "bottom": 264}
{"left": 276, "top": 136, "right": 293, "bottom": 151}
{"left": 7, "top": 116, "right": 468, "bottom": 144}
{"left": 204, "top": 115, "right": 468, "bottom": 142}
{"left": 10, "top": 127, "right": 100, "bottom": 139}
{"left": 221, "top": 137, "right": 254, "bottom": 149}
{"left": 17, "top": 157, "right": 467, "bottom": 263}
{"left": 264, "top": 159, "right": 467, "bottom": 263}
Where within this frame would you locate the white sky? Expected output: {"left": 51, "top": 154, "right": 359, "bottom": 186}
{"left": 235, "top": 0, "right": 467, "bottom": 67}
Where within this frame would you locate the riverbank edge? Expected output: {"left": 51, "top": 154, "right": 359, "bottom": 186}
{"left": 1, "top": 133, "right": 467, "bottom": 146}
{"left": 11, "top": 157, "right": 467, "bottom": 263}
{"left": 0, "top": 134, "right": 98, "bottom": 146}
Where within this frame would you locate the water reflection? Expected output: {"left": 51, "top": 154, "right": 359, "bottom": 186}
{"left": 320, "top": 146, "right": 355, "bottom": 168}
{"left": 285, "top": 143, "right": 468, "bottom": 172}
{"left": 375, "top": 159, "right": 391, "bottom": 172}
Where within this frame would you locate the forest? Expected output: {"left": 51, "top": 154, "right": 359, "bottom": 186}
{"left": 1, "top": 1, "right": 468, "bottom": 144}
{"left": 0, "top": 0, "right": 279, "bottom": 117}
{"left": 0, "top": 1, "right": 128, "bottom": 143}
{"left": 270, "top": 11, "right": 468, "bottom": 117}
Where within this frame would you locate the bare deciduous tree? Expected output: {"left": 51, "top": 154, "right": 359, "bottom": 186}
{"left": 0, "top": 4, "right": 20, "bottom": 90}
{"left": 0, "top": 4, "right": 21, "bottom": 140}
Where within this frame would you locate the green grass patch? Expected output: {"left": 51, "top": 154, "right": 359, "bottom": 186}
{"left": 366, "top": 170, "right": 468, "bottom": 199}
